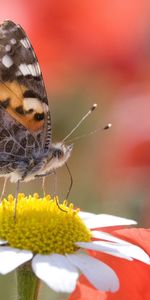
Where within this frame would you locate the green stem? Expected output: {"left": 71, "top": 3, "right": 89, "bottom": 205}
{"left": 16, "top": 262, "right": 40, "bottom": 300}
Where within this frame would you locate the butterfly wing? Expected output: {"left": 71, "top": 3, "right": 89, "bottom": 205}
{"left": 0, "top": 20, "right": 52, "bottom": 178}
{"left": 0, "top": 20, "right": 51, "bottom": 151}
{"left": 0, "top": 106, "right": 43, "bottom": 177}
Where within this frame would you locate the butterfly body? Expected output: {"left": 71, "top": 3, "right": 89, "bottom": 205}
{"left": 0, "top": 20, "right": 72, "bottom": 185}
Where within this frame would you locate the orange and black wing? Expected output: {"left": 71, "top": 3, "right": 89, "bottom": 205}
{"left": 0, "top": 20, "right": 51, "bottom": 150}
{"left": 0, "top": 20, "right": 52, "bottom": 176}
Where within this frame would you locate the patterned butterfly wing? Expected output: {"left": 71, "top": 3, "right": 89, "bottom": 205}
{"left": 0, "top": 20, "right": 51, "bottom": 179}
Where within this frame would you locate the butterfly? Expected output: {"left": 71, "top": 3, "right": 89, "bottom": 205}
{"left": 0, "top": 20, "right": 73, "bottom": 198}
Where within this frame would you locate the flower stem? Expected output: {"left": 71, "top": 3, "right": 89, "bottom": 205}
{"left": 16, "top": 262, "right": 40, "bottom": 300}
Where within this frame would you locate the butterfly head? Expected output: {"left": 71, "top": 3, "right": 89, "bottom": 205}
{"left": 48, "top": 143, "right": 73, "bottom": 170}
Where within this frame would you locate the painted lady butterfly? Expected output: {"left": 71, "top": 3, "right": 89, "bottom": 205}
{"left": 0, "top": 20, "right": 73, "bottom": 197}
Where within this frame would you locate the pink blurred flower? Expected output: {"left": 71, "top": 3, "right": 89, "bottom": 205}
{"left": 0, "top": 0, "right": 148, "bottom": 89}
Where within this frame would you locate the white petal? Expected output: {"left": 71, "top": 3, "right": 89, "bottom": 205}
{"left": 32, "top": 254, "right": 79, "bottom": 293}
{"left": 78, "top": 211, "right": 96, "bottom": 220}
{"left": 92, "top": 230, "right": 131, "bottom": 244}
{"left": 106, "top": 243, "right": 150, "bottom": 264}
{"left": 0, "top": 247, "right": 33, "bottom": 274}
{"left": 84, "top": 214, "right": 137, "bottom": 229}
{"left": 76, "top": 240, "right": 150, "bottom": 264}
{"left": 92, "top": 232, "right": 150, "bottom": 263}
{"left": 68, "top": 253, "right": 119, "bottom": 292}
{"left": 0, "top": 240, "right": 8, "bottom": 245}
{"left": 76, "top": 241, "right": 132, "bottom": 260}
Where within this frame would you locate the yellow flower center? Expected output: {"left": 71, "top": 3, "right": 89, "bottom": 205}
{"left": 0, "top": 194, "right": 91, "bottom": 254}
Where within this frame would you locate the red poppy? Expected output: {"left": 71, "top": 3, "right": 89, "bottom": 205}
{"left": 69, "top": 228, "right": 150, "bottom": 300}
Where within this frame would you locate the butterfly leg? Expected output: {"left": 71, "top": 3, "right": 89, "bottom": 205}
{"left": 52, "top": 171, "right": 68, "bottom": 212}
{"left": 0, "top": 177, "right": 7, "bottom": 202}
{"left": 35, "top": 171, "right": 67, "bottom": 212}
{"left": 42, "top": 177, "right": 45, "bottom": 196}
{"left": 53, "top": 170, "right": 57, "bottom": 197}
{"left": 14, "top": 180, "right": 20, "bottom": 222}
{"left": 42, "top": 170, "right": 57, "bottom": 197}
{"left": 35, "top": 171, "right": 55, "bottom": 196}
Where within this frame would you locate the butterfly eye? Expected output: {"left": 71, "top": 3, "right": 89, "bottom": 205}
{"left": 53, "top": 149, "right": 63, "bottom": 159}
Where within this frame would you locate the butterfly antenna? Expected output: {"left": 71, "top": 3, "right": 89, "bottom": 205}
{"left": 67, "top": 122, "right": 112, "bottom": 143}
{"left": 62, "top": 103, "right": 97, "bottom": 143}
{"left": 103, "top": 123, "right": 112, "bottom": 130}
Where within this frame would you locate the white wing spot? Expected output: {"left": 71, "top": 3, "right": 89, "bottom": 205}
{"left": 2, "top": 55, "right": 13, "bottom": 68}
{"left": 5, "top": 44, "right": 11, "bottom": 52}
{"left": 10, "top": 38, "right": 16, "bottom": 45}
{"left": 15, "top": 70, "right": 22, "bottom": 76}
{"left": 28, "top": 63, "right": 41, "bottom": 76}
{"left": 35, "top": 62, "right": 41, "bottom": 75}
{"left": 23, "top": 98, "right": 48, "bottom": 113}
{"left": 19, "top": 63, "right": 41, "bottom": 77}
{"left": 20, "top": 38, "right": 30, "bottom": 49}
{"left": 19, "top": 64, "right": 29, "bottom": 76}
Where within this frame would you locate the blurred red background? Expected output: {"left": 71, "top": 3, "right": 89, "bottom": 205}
{"left": 1, "top": 0, "right": 150, "bottom": 222}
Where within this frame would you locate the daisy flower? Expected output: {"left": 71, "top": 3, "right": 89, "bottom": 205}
{"left": 0, "top": 193, "right": 149, "bottom": 299}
